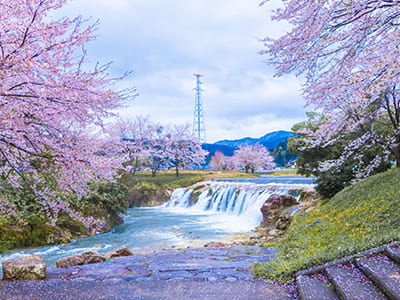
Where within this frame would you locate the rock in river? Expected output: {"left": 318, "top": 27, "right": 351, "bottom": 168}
{"left": 56, "top": 251, "right": 106, "bottom": 268}
{"left": 105, "top": 247, "right": 134, "bottom": 259}
{"left": 260, "top": 194, "right": 298, "bottom": 228}
{"left": 2, "top": 255, "right": 46, "bottom": 281}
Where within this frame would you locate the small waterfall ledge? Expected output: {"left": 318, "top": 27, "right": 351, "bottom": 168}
{"left": 161, "top": 180, "right": 314, "bottom": 231}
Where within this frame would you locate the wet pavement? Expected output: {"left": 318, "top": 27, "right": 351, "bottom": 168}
{"left": 0, "top": 279, "right": 294, "bottom": 300}
{"left": 45, "top": 245, "right": 276, "bottom": 282}
{"left": 0, "top": 245, "right": 297, "bottom": 299}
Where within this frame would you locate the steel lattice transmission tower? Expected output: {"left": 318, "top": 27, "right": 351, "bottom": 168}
{"left": 193, "top": 74, "right": 206, "bottom": 143}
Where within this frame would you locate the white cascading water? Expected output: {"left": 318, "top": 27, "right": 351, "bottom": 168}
{"left": 0, "top": 177, "right": 315, "bottom": 269}
{"left": 162, "top": 180, "right": 313, "bottom": 232}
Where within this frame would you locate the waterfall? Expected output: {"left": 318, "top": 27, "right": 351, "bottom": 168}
{"left": 161, "top": 180, "right": 314, "bottom": 231}
{"left": 166, "top": 188, "right": 193, "bottom": 208}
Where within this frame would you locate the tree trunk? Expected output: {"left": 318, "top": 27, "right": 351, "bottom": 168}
{"left": 131, "top": 158, "right": 139, "bottom": 177}
{"left": 394, "top": 139, "right": 400, "bottom": 168}
{"left": 152, "top": 159, "right": 160, "bottom": 177}
{"left": 175, "top": 166, "right": 179, "bottom": 177}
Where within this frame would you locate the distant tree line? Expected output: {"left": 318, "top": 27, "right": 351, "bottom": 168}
{"left": 203, "top": 138, "right": 296, "bottom": 169}
{"left": 209, "top": 144, "right": 275, "bottom": 173}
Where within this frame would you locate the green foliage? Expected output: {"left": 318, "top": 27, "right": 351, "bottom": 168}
{"left": 253, "top": 168, "right": 400, "bottom": 281}
{"left": 0, "top": 178, "right": 129, "bottom": 253}
{"left": 118, "top": 171, "right": 204, "bottom": 207}
{"left": 270, "top": 140, "right": 297, "bottom": 168}
{"left": 71, "top": 180, "right": 129, "bottom": 218}
{"left": 55, "top": 212, "right": 89, "bottom": 237}
{"left": 288, "top": 112, "right": 391, "bottom": 198}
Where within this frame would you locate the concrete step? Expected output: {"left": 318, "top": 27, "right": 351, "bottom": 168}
{"left": 326, "top": 263, "right": 387, "bottom": 300}
{"left": 356, "top": 254, "right": 400, "bottom": 300}
{"left": 386, "top": 244, "right": 400, "bottom": 264}
{"left": 296, "top": 273, "right": 339, "bottom": 300}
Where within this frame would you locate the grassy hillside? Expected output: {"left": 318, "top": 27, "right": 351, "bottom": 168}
{"left": 254, "top": 167, "right": 400, "bottom": 281}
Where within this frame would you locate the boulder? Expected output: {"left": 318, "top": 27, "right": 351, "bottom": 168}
{"left": 56, "top": 251, "right": 106, "bottom": 268}
{"left": 260, "top": 194, "right": 298, "bottom": 228}
{"left": 2, "top": 255, "right": 46, "bottom": 281}
{"left": 268, "top": 229, "right": 283, "bottom": 237}
{"left": 299, "top": 188, "right": 319, "bottom": 202}
{"left": 204, "top": 242, "right": 226, "bottom": 248}
{"left": 104, "top": 247, "right": 134, "bottom": 259}
{"left": 47, "top": 226, "right": 73, "bottom": 245}
{"left": 275, "top": 214, "right": 292, "bottom": 230}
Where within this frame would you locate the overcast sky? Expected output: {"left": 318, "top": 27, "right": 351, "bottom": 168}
{"left": 58, "top": 0, "right": 306, "bottom": 143}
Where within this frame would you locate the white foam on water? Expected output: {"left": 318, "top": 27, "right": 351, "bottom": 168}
{"left": 161, "top": 180, "right": 315, "bottom": 233}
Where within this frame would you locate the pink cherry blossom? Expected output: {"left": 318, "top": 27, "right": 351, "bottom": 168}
{"left": 210, "top": 151, "right": 229, "bottom": 170}
{"left": 168, "top": 124, "right": 208, "bottom": 176}
{"left": 0, "top": 0, "right": 133, "bottom": 228}
{"left": 261, "top": 0, "right": 400, "bottom": 178}
{"left": 232, "top": 144, "right": 275, "bottom": 173}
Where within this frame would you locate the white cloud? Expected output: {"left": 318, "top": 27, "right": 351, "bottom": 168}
{"left": 57, "top": 0, "right": 305, "bottom": 143}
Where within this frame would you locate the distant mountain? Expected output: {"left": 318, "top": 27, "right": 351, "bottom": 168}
{"left": 201, "top": 143, "right": 236, "bottom": 162}
{"left": 202, "top": 130, "right": 297, "bottom": 167}
{"left": 214, "top": 130, "right": 295, "bottom": 151}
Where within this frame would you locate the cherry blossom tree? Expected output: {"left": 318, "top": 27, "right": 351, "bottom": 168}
{"left": 108, "top": 120, "right": 207, "bottom": 177}
{"left": 210, "top": 151, "right": 230, "bottom": 170}
{"left": 288, "top": 112, "right": 391, "bottom": 198}
{"left": 225, "top": 156, "right": 237, "bottom": 171}
{"left": 105, "top": 117, "right": 166, "bottom": 177}
{"left": 168, "top": 124, "right": 208, "bottom": 176}
{"left": 261, "top": 0, "right": 400, "bottom": 178}
{"left": 232, "top": 144, "right": 275, "bottom": 173}
{"left": 142, "top": 124, "right": 172, "bottom": 177}
{"left": 0, "top": 0, "right": 132, "bottom": 229}
{"left": 107, "top": 117, "right": 152, "bottom": 176}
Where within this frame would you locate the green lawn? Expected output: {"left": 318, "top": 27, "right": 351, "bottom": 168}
{"left": 124, "top": 171, "right": 204, "bottom": 189}
{"left": 270, "top": 170, "right": 300, "bottom": 176}
{"left": 119, "top": 170, "right": 257, "bottom": 189}
{"left": 253, "top": 167, "right": 400, "bottom": 281}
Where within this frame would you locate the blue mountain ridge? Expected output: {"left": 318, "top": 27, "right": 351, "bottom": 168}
{"left": 202, "top": 130, "right": 295, "bottom": 157}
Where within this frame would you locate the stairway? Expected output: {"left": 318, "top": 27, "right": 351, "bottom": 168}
{"left": 295, "top": 242, "right": 400, "bottom": 300}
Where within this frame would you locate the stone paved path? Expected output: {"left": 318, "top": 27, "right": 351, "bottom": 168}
{"left": 0, "top": 245, "right": 298, "bottom": 299}
{"left": 47, "top": 245, "right": 276, "bottom": 282}
{"left": 0, "top": 279, "right": 294, "bottom": 300}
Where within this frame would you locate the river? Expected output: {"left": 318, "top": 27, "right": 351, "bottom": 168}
{"left": 0, "top": 176, "right": 314, "bottom": 268}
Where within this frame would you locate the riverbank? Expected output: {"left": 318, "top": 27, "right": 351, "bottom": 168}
{"left": 0, "top": 171, "right": 257, "bottom": 254}
{"left": 0, "top": 244, "right": 297, "bottom": 299}
{"left": 0, "top": 175, "right": 314, "bottom": 271}
{"left": 0, "top": 180, "right": 129, "bottom": 254}
{"left": 3, "top": 239, "right": 399, "bottom": 299}
{"left": 253, "top": 167, "right": 400, "bottom": 281}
